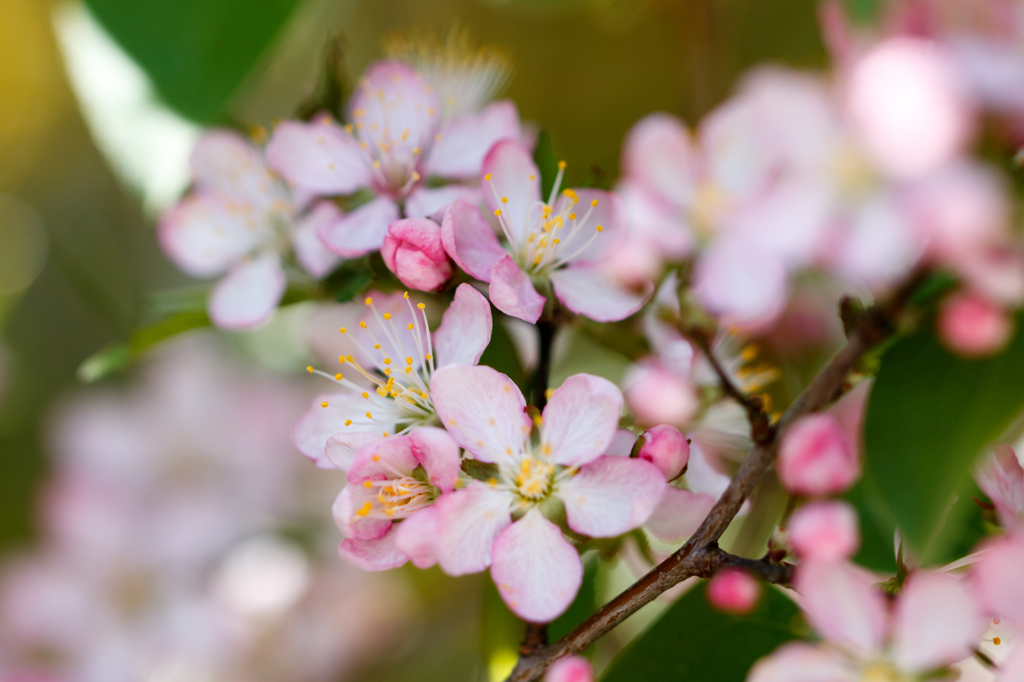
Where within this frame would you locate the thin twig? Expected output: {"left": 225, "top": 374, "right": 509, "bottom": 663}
{"left": 504, "top": 273, "right": 925, "bottom": 682}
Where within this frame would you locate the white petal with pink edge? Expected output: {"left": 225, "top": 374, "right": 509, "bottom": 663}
{"left": 406, "top": 185, "right": 481, "bottom": 221}
{"left": 795, "top": 560, "right": 888, "bottom": 658}
{"left": 891, "top": 571, "right": 985, "bottom": 672}
{"left": 265, "top": 118, "right": 371, "bottom": 195}
{"left": 692, "top": 238, "right": 788, "bottom": 330}
{"left": 208, "top": 254, "right": 286, "bottom": 329}
{"left": 542, "top": 374, "right": 623, "bottom": 467}
{"left": 482, "top": 140, "right": 541, "bottom": 242}
{"left": 291, "top": 201, "right": 342, "bottom": 278}
{"left": 645, "top": 487, "right": 717, "bottom": 541}
{"left": 550, "top": 266, "right": 653, "bottom": 322}
{"left": 338, "top": 527, "right": 407, "bottom": 571}
{"left": 290, "top": 393, "right": 374, "bottom": 468}
{"left": 489, "top": 255, "right": 546, "bottom": 324}
{"left": 347, "top": 436, "right": 418, "bottom": 481}
{"left": 349, "top": 61, "right": 438, "bottom": 165}
{"left": 433, "top": 283, "right": 493, "bottom": 369}
{"left": 426, "top": 100, "right": 521, "bottom": 179}
{"left": 433, "top": 483, "right": 513, "bottom": 575}
{"left": 748, "top": 642, "right": 857, "bottom": 682}
{"left": 394, "top": 506, "right": 440, "bottom": 569}
{"left": 331, "top": 486, "right": 391, "bottom": 541}
{"left": 430, "top": 365, "right": 530, "bottom": 463}
{"left": 158, "top": 192, "right": 262, "bottom": 277}
{"left": 490, "top": 509, "right": 583, "bottom": 623}
{"left": 560, "top": 456, "right": 665, "bottom": 537}
{"left": 441, "top": 200, "right": 507, "bottom": 281}
{"left": 622, "top": 113, "right": 696, "bottom": 209}
{"left": 324, "top": 431, "right": 380, "bottom": 471}
{"left": 409, "top": 426, "right": 461, "bottom": 493}
{"left": 549, "top": 188, "right": 626, "bottom": 264}
{"left": 190, "top": 129, "right": 267, "bottom": 200}
{"left": 317, "top": 195, "right": 400, "bottom": 258}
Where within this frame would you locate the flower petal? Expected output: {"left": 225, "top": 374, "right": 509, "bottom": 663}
{"left": 550, "top": 266, "right": 653, "bottom": 322}
{"left": 347, "top": 436, "right": 418, "bottom": 482}
{"left": 551, "top": 188, "right": 627, "bottom": 264}
{"left": 393, "top": 506, "right": 439, "bottom": 569}
{"left": 317, "top": 195, "right": 400, "bottom": 258}
{"left": 266, "top": 118, "right": 371, "bottom": 195}
{"left": 482, "top": 140, "right": 541, "bottom": 242}
{"left": 433, "top": 483, "right": 514, "bottom": 575}
{"left": 406, "top": 184, "right": 481, "bottom": 221}
{"left": 542, "top": 374, "right": 623, "bottom": 467}
{"left": 426, "top": 100, "right": 522, "bottom": 179}
{"left": 795, "top": 560, "right": 888, "bottom": 658}
{"left": 158, "top": 192, "right": 262, "bottom": 277}
{"left": 434, "top": 283, "right": 493, "bottom": 369}
{"left": 338, "top": 527, "right": 407, "bottom": 571}
{"left": 692, "top": 238, "right": 789, "bottom": 330}
{"left": 748, "top": 642, "right": 857, "bottom": 682}
{"left": 324, "top": 431, "right": 380, "bottom": 471}
{"left": 290, "top": 393, "right": 370, "bottom": 469}
{"left": 971, "top": 534, "right": 1024, "bottom": 625}
{"left": 622, "top": 113, "right": 696, "bottom": 209}
{"left": 645, "top": 487, "right": 717, "bottom": 541}
{"left": 430, "top": 365, "right": 530, "bottom": 463}
{"left": 208, "top": 254, "right": 286, "bottom": 329}
{"left": 490, "top": 509, "right": 583, "bottom": 622}
{"left": 544, "top": 656, "right": 593, "bottom": 682}
{"left": 892, "top": 570, "right": 985, "bottom": 672}
{"left": 349, "top": 61, "right": 438, "bottom": 166}
{"left": 190, "top": 129, "right": 269, "bottom": 200}
{"left": 560, "top": 456, "right": 666, "bottom": 537}
{"left": 291, "top": 201, "right": 342, "bottom": 278}
{"left": 409, "top": 426, "right": 461, "bottom": 493}
{"left": 441, "top": 200, "right": 507, "bottom": 282}
{"left": 489, "top": 255, "right": 546, "bottom": 324}
{"left": 332, "top": 486, "right": 391, "bottom": 541}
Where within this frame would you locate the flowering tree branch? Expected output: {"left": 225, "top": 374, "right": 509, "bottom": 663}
{"left": 504, "top": 272, "right": 926, "bottom": 682}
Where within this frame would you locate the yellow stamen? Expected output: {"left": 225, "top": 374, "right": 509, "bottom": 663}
{"left": 320, "top": 401, "right": 329, "bottom": 408}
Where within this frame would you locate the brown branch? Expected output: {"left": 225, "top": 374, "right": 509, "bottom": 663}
{"left": 504, "top": 273, "right": 925, "bottom": 682}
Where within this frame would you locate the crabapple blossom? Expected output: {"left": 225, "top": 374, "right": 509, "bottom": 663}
{"left": 707, "top": 569, "right": 762, "bottom": 615}
{"left": 938, "top": 291, "right": 1014, "bottom": 357}
{"left": 971, "top": 533, "right": 1024, "bottom": 627}
{"left": 332, "top": 427, "right": 460, "bottom": 570}
{"left": 750, "top": 563, "right": 986, "bottom": 681}
{"left": 638, "top": 424, "right": 690, "bottom": 480}
{"left": 777, "top": 413, "right": 859, "bottom": 496}
{"left": 974, "top": 444, "right": 1024, "bottom": 530}
{"left": 426, "top": 366, "right": 666, "bottom": 621}
{"left": 381, "top": 217, "right": 454, "bottom": 291}
{"left": 788, "top": 500, "right": 860, "bottom": 562}
{"left": 292, "top": 283, "right": 492, "bottom": 469}
{"left": 442, "top": 141, "right": 653, "bottom": 323}
{"left": 267, "top": 60, "right": 520, "bottom": 257}
{"left": 545, "top": 656, "right": 594, "bottom": 682}
{"left": 159, "top": 130, "right": 340, "bottom": 329}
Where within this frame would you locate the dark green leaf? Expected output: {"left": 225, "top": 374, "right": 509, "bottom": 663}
{"left": 860, "top": 314, "right": 1024, "bottom": 564}
{"left": 83, "top": 0, "right": 302, "bottom": 122}
{"left": 461, "top": 459, "right": 500, "bottom": 482}
{"left": 532, "top": 130, "right": 561, "bottom": 200}
{"left": 601, "top": 583, "right": 800, "bottom": 682}
{"left": 842, "top": 0, "right": 881, "bottom": 23}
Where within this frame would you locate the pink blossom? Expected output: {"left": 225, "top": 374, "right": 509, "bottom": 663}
{"left": 332, "top": 427, "right": 460, "bottom": 570}
{"left": 751, "top": 563, "right": 986, "bottom": 681}
{"left": 972, "top": 533, "right": 1024, "bottom": 626}
{"left": 427, "top": 366, "right": 666, "bottom": 621}
{"left": 707, "top": 568, "right": 761, "bottom": 615}
{"left": 158, "top": 130, "right": 340, "bottom": 329}
{"left": 545, "top": 656, "right": 593, "bottom": 682}
{"left": 624, "top": 359, "right": 700, "bottom": 429}
{"left": 788, "top": 500, "right": 860, "bottom": 562}
{"left": 975, "top": 444, "right": 1024, "bottom": 529}
{"left": 638, "top": 424, "right": 690, "bottom": 480}
{"left": 291, "top": 284, "right": 492, "bottom": 469}
{"left": 267, "top": 61, "right": 520, "bottom": 258}
{"left": 938, "top": 291, "right": 1014, "bottom": 358}
{"left": 441, "top": 141, "right": 653, "bottom": 323}
{"left": 777, "top": 413, "right": 860, "bottom": 496}
{"left": 381, "top": 218, "right": 454, "bottom": 291}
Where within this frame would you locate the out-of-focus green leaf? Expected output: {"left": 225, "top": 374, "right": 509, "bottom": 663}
{"left": 83, "top": 0, "right": 302, "bottom": 122}
{"left": 323, "top": 257, "right": 376, "bottom": 303}
{"left": 601, "top": 583, "right": 800, "bottom": 681}
{"left": 843, "top": 0, "right": 881, "bottom": 23}
{"left": 860, "top": 314, "right": 1024, "bottom": 564}
{"left": 533, "top": 130, "right": 561, "bottom": 200}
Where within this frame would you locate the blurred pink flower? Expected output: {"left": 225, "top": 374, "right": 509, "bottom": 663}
{"left": 427, "top": 366, "right": 665, "bottom": 621}
{"left": 545, "top": 656, "right": 593, "bottom": 682}
{"left": 159, "top": 131, "right": 340, "bottom": 329}
{"left": 381, "top": 218, "right": 454, "bottom": 291}
{"left": 974, "top": 444, "right": 1024, "bottom": 529}
{"left": 707, "top": 568, "right": 762, "bottom": 615}
{"left": 442, "top": 141, "right": 653, "bottom": 323}
{"left": 971, "top": 533, "right": 1024, "bottom": 628}
{"left": 938, "top": 291, "right": 1014, "bottom": 357}
{"left": 788, "top": 500, "right": 860, "bottom": 562}
{"left": 638, "top": 424, "right": 690, "bottom": 480}
{"left": 777, "top": 413, "right": 860, "bottom": 496}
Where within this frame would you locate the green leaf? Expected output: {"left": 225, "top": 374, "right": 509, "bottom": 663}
{"left": 842, "top": 0, "right": 881, "bottom": 23}
{"left": 532, "top": 130, "right": 561, "bottom": 200}
{"left": 601, "top": 583, "right": 800, "bottom": 681}
{"left": 860, "top": 314, "right": 1024, "bottom": 564}
{"left": 83, "top": 0, "right": 302, "bottom": 122}
{"left": 77, "top": 310, "right": 211, "bottom": 382}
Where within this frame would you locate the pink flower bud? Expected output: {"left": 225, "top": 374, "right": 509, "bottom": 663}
{"left": 778, "top": 413, "right": 859, "bottom": 496}
{"left": 788, "top": 500, "right": 860, "bottom": 562}
{"left": 381, "top": 218, "right": 453, "bottom": 292}
{"left": 938, "top": 292, "right": 1013, "bottom": 358}
{"left": 625, "top": 361, "right": 699, "bottom": 428}
{"left": 707, "top": 568, "right": 761, "bottom": 615}
{"left": 544, "top": 656, "right": 593, "bottom": 682}
{"left": 638, "top": 424, "right": 690, "bottom": 480}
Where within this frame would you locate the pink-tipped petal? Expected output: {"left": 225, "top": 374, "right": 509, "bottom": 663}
{"left": 290, "top": 394, "right": 378, "bottom": 469}
{"left": 317, "top": 195, "right": 400, "bottom": 258}
{"left": 975, "top": 443, "right": 1024, "bottom": 528}
{"left": 430, "top": 365, "right": 530, "bottom": 463}
{"left": 550, "top": 266, "right": 653, "bottom": 322}
{"left": 892, "top": 571, "right": 985, "bottom": 672}
{"left": 393, "top": 506, "right": 439, "bottom": 569}
{"left": 624, "top": 360, "right": 700, "bottom": 429}
{"left": 542, "top": 374, "right": 623, "bottom": 467}
{"left": 692, "top": 239, "right": 789, "bottom": 330}
{"left": 748, "top": 642, "right": 857, "bottom": 682}
{"left": 490, "top": 509, "right": 583, "bottom": 623}
{"left": 291, "top": 201, "right": 342, "bottom": 278}
{"left": 158, "top": 193, "right": 262, "bottom": 277}
{"left": 778, "top": 413, "right": 860, "bottom": 496}
{"left": 971, "top": 534, "right": 1024, "bottom": 626}
{"left": 441, "top": 200, "right": 507, "bottom": 282}
{"left": 560, "top": 456, "right": 666, "bottom": 537}
{"left": 795, "top": 561, "right": 888, "bottom": 658}
{"left": 324, "top": 431, "right": 380, "bottom": 471}
{"left": 645, "top": 487, "right": 717, "bottom": 541}
{"left": 208, "top": 254, "right": 286, "bottom": 329}
{"left": 381, "top": 218, "right": 453, "bottom": 292}
{"left": 433, "top": 283, "right": 493, "bottom": 369}
{"left": 332, "top": 486, "right": 391, "bottom": 541}
{"left": 338, "top": 527, "right": 408, "bottom": 571}
{"left": 265, "top": 118, "right": 371, "bottom": 195}
{"left": 622, "top": 113, "right": 696, "bottom": 208}
{"left": 433, "top": 483, "right": 514, "bottom": 575}
{"left": 489, "top": 255, "right": 546, "bottom": 324}
{"left": 544, "top": 656, "right": 593, "bottom": 682}
{"left": 482, "top": 140, "right": 541, "bottom": 242}
{"left": 788, "top": 500, "right": 860, "bottom": 562}
{"left": 190, "top": 129, "right": 267, "bottom": 199}
{"left": 349, "top": 61, "right": 438, "bottom": 167}
{"left": 638, "top": 424, "right": 690, "bottom": 480}
{"left": 707, "top": 568, "right": 762, "bottom": 615}
{"left": 347, "top": 436, "right": 417, "bottom": 482}
{"left": 426, "top": 101, "right": 522, "bottom": 179}
{"left": 409, "top": 426, "right": 461, "bottom": 493}
{"left": 406, "top": 185, "right": 480, "bottom": 221}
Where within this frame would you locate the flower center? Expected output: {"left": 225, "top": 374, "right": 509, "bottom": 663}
{"left": 514, "top": 456, "right": 556, "bottom": 501}
{"left": 355, "top": 475, "right": 435, "bottom": 519}
{"left": 860, "top": 662, "right": 904, "bottom": 682}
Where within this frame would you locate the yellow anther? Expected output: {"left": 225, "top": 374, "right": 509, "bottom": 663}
{"left": 334, "top": 373, "right": 343, "bottom": 381}
{"left": 306, "top": 366, "right": 314, "bottom": 373}
{"left": 377, "top": 386, "right": 388, "bottom": 397}
{"left": 362, "top": 392, "right": 369, "bottom": 399}
{"left": 412, "top": 147, "right": 420, "bottom": 155}
{"left": 494, "top": 209, "right": 502, "bottom": 217}
{"left": 596, "top": 225, "right": 604, "bottom": 232}
{"left": 527, "top": 234, "right": 536, "bottom": 243}
{"left": 532, "top": 413, "right": 543, "bottom": 426}
{"left": 591, "top": 199, "right": 599, "bottom": 207}
{"left": 408, "top": 323, "right": 415, "bottom": 330}
{"left": 339, "top": 327, "right": 347, "bottom": 334}
{"left": 344, "top": 419, "right": 352, "bottom": 426}
{"left": 346, "top": 355, "right": 355, "bottom": 362}
{"left": 374, "top": 343, "right": 381, "bottom": 349}
{"left": 418, "top": 303, "right": 425, "bottom": 310}
{"left": 562, "top": 189, "right": 576, "bottom": 197}
{"left": 502, "top": 196, "right": 508, "bottom": 204}
{"left": 403, "top": 291, "right": 409, "bottom": 299}
{"left": 542, "top": 443, "right": 552, "bottom": 455}
{"left": 529, "top": 174, "right": 535, "bottom": 180}
{"left": 558, "top": 160, "right": 566, "bottom": 169}
{"left": 366, "top": 412, "right": 373, "bottom": 418}
{"left": 994, "top": 638, "right": 1002, "bottom": 645}
{"left": 425, "top": 354, "right": 432, "bottom": 360}
{"left": 384, "top": 358, "right": 391, "bottom": 365}
{"left": 363, "top": 480, "right": 373, "bottom": 488}
{"left": 406, "top": 357, "right": 413, "bottom": 365}
{"left": 365, "top": 297, "right": 373, "bottom": 305}
{"left": 373, "top": 160, "right": 381, "bottom": 168}
{"left": 545, "top": 388, "right": 555, "bottom": 399}
{"left": 487, "top": 477, "right": 498, "bottom": 486}
{"left": 383, "top": 313, "right": 391, "bottom": 320}
{"left": 359, "top": 321, "right": 367, "bottom": 329}
{"left": 356, "top": 501, "right": 372, "bottom": 516}
{"left": 344, "top": 124, "right": 353, "bottom": 133}
{"left": 569, "top": 213, "right": 576, "bottom": 220}
{"left": 405, "top": 367, "right": 412, "bottom": 374}
{"left": 320, "top": 401, "right": 329, "bottom": 408}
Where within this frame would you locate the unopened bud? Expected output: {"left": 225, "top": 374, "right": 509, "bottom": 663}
{"left": 545, "top": 656, "right": 593, "bottom": 682}
{"left": 788, "top": 500, "right": 860, "bottom": 562}
{"left": 638, "top": 424, "right": 690, "bottom": 480}
{"left": 938, "top": 291, "right": 1013, "bottom": 358}
{"left": 707, "top": 568, "right": 761, "bottom": 615}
